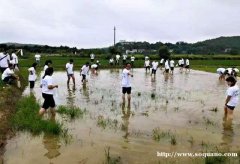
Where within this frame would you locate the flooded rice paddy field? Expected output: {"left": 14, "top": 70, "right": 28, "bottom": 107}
{"left": 3, "top": 68, "right": 240, "bottom": 163}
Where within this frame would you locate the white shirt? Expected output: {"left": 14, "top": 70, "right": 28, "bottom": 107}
{"left": 66, "top": 63, "right": 74, "bottom": 74}
{"left": 226, "top": 85, "right": 239, "bottom": 107}
{"left": 227, "top": 68, "right": 233, "bottom": 74}
{"left": 152, "top": 62, "right": 158, "bottom": 70}
{"left": 35, "top": 54, "right": 41, "bottom": 60}
{"left": 122, "top": 68, "right": 131, "bottom": 87}
{"left": 43, "top": 65, "right": 48, "bottom": 71}
{"left": 145, "top": 60, "right": 150, "bottom": 67}
{"left": 90, "top": 54, "right": 95, "bottom": 59}
{"left": 181, "top": 59, "right": 184, "bottom": 65}
{"left": 217, "top": 68, "right": 225, "bottom": 74}
{"left": 131, "top": 56, "right": 135, "bottom": 62}
{"left": 91, "top": 64, "right": 98, "bottom": 69}
{"left": 170, "top": 60, "right": 175, "bottom": 67}
{"left": 0, "top": 53, "right": 10, "bottom": 68}
{"left": 165, "top": 61, "right": 170, "bottom": 69}
{"left": 1, "top": 68, "right": 14, "bottom": 80}
{"left": 116, "top": 55, "right": 120, "bottom": 60}
{"left": 123, "top": 55, "right": 127, "bottom": 60}
{"left": 41, "top": 75, "right": 54, "bottom": 95}
{"left": 28, "top": 67, "right": 36, "bottom": 81}
{"left": 160, "top": 59, "right": 164, "bottom": 64}
{"left": 109, "top": 59, "right": 114, "bottom": 63}
{"left": 81, "top": 65, "right": 89, "bottom": 75}
{"left": 186, "top": 59, "right": 190, "bottom": 66}
{"left": 11, "top": 53, "right": 18, "bottom": 64}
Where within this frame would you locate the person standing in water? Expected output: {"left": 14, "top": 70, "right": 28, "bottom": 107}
{"left": 43, "top": 60, "right": 52, "bottom": 71}
{"left": 66, "top": 59, "right": 75, "bottom": 86}
{"left": 122, "top": 54, "right": 127, "bottom": 65}
{"left": 122, "top": 63, "right": 133, "bottom": 107}
{"left": 28, "top": 63, "right": 38, "bottom": 89}
{"left": 164, "top": 59, "right": 170, "bottom": 74}
{"left": 160, "top": 58, "right": 164, "bottom": 70}
{"left": 130, "top": 55, "right": 135, "bottom": 67}
{"left": 170, "top": 59, "right": 175, "bottom": 74}
{"left": 217, "top": 68, "right": 226, "bottom": 80}
{"left": 80, "top": 62, "right": 90, "bottom": 83}
{"left": 39, "top": 67, "right": 58, "bottom": 117}
{"left": 144, "top": 58, "right": 150, "bottom": 73}
{"left": 224, "top": 76, "right": 239, "bottom": 120}
{"left": 151, "top": 61, "right": 158, "bottom": 76}
{"left": 185, "top": 59, "right": 190, "bottom": 72}
{"left": 90, "top": 53, "right": 95, "bottom": 62}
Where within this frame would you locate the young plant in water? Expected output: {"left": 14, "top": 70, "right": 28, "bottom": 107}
{"left": 137, "top": 92, "right": 141, "bottom": 96}
{"left": 170, "top": 135, "right": 177, "bottom": 145}
{"left": 104, "top": 147, "right": 121, "bottom": 164}
{"left": 210, "top": 107, "right": 218, "bottom": 112}
{"left": 151, "top": 93, "right": 156, "bottom": 99}
{"left": 57, "top": 105, "right": 86, "bottom": 119}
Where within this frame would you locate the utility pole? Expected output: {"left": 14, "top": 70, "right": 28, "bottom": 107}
{"left": 114, "top": 26, "right": 116, "bottom": 46}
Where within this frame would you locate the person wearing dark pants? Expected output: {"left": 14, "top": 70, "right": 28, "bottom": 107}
{"left": 28, "top": 63, "right": 38, "bottom": 89}
{"left": 122, "top": 63, "right": 133, "bottom": 107}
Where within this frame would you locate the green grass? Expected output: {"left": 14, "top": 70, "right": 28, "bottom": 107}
{"left": 57, "top": 105, "right": 86, "bottom": 119}
{"left": 11, "top": 95, "right": 63, "bottom": 135}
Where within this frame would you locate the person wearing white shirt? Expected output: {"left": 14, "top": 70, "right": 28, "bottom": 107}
{"left": 170, "top": 59, "right": 175, "bottom": 74}
{"left": 11, "top": 52, "right": 19, "bottom": 69}
{"left": 0, "top": 52, "right": 10, "bottom": 73}
{"left": 66, "top": 59, "right": 75, "bottom": 86}
{"left": 160, "top": 58, "right": 164, "bottom": 70}
{"left": 43, "top": 60, "right": 52, "bottom": 72}
{"left": 122, "top": 54, "right": 127, "bottom": 65}
{"left": 80, "top": 62, "right": 90, "bottom": 83}
{"left": 122, "top": 63, "right": 133, "bottom": 106}
{"left": 151, "top": 61, "right": 158, "bottom": 76}
{"left": 179, "top": 58, "right": 184, "bottom": 71}
{"left": 115, "top": 54, "right": 120, "bottom": 65}
{"left": 185, "top": 59, "right": 190, "bottom": 72}
{"left": 28, "top": 63, "right": 38, "bottom": 89}
{"left": 164, "top": 60, "right": 170, "bottom": 74}
{"left": 90, "top": 53, "right": 95, "bottom": 62}
{"left": 109, "top": 58, "right": 114, "bottom": 66}
{"left": 130, "top": 56, "right": 135, "bottom": 66}
{"left": 217, "top": 68, "right": 226, "bottom": 80}
{"left": 144, "top": 59, "right": 150, "bottom": 72}
{"left": 225, "top": 76, "right": 239, "bottom": 120}
{"left": 39, "top": 67, "right": 58, "bottom": 117}
{"left": 35, "top": 54, "right": 41, "bottom": 63}
{"left": 1, "top": 64, "right": 19, "bottom": 84}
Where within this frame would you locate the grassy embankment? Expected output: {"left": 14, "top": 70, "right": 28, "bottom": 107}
{"left": 18, "top": 53, "right": 240, "bottom": 73}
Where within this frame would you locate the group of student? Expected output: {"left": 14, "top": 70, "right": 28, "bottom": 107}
{"left": 0, "top": 50, "right": 20, "bottom": 85}
{"left": 144, "top": 57, "right": 190, "bottom": 75}
{"left": 109, "top": 54, "right": 135, "bottom": 66}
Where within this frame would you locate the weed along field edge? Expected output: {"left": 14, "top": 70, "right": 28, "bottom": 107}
{"left": 1, "top": 68, "right": 240, "bottom": 163}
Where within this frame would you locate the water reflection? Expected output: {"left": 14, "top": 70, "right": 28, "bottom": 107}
{"left": 81, "top": 83, "right": 90, "bottom": 101}
{"left": 43, "top": 134, "right": 61, "bottom": 160}
{"left": 221, "top": 116, "right": 234, "bottom": 151}
{"left": 121, "top": 104, "right": 131, "bottom": 141}
{"left": 67, "top": 85, "right": 76, "bottom": 106}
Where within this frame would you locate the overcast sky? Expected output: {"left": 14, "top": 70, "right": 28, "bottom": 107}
{"left": 0, "top": 0, "right": 240, "bottom": 48}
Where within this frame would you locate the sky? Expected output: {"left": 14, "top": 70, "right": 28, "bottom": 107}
{"left": 0, "top": 0, "right": 240, "bottom": 48}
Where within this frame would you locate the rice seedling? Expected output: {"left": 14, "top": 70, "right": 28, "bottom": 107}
{"left": 205, "top": 155, "right": 227, "bottom": 164}
{"left": 97, "top": 116, "right": 119, "bottom": 130}
{"left": 210, "top": 107, "right": 218, "bottom": 112}
{"left": 170, "top": 135, "right": 177, "bottom": 145}
{"left": 104, "top": 147, "right": 121, "bottom": 164}
{"left": 151, "top": 93, "right": 156, "bottom": 99}
{"left": 187, "top": 136, "right": 194, "bottom": 146}
{"left": 57, "top": 105, "right": 86, "bottom": 119}
{"left": 137, "top": 92, "right": 141, "bottom": 96}
{"left": 203, "top": 117, "right": 215, "bottom": 126}
{"left": 152, "top": 128, "right": 171, "bottom": 142}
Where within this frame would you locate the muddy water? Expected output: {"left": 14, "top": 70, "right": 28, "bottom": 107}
{"left": 3, "top": 68, "right": 240, "bottom": 163}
